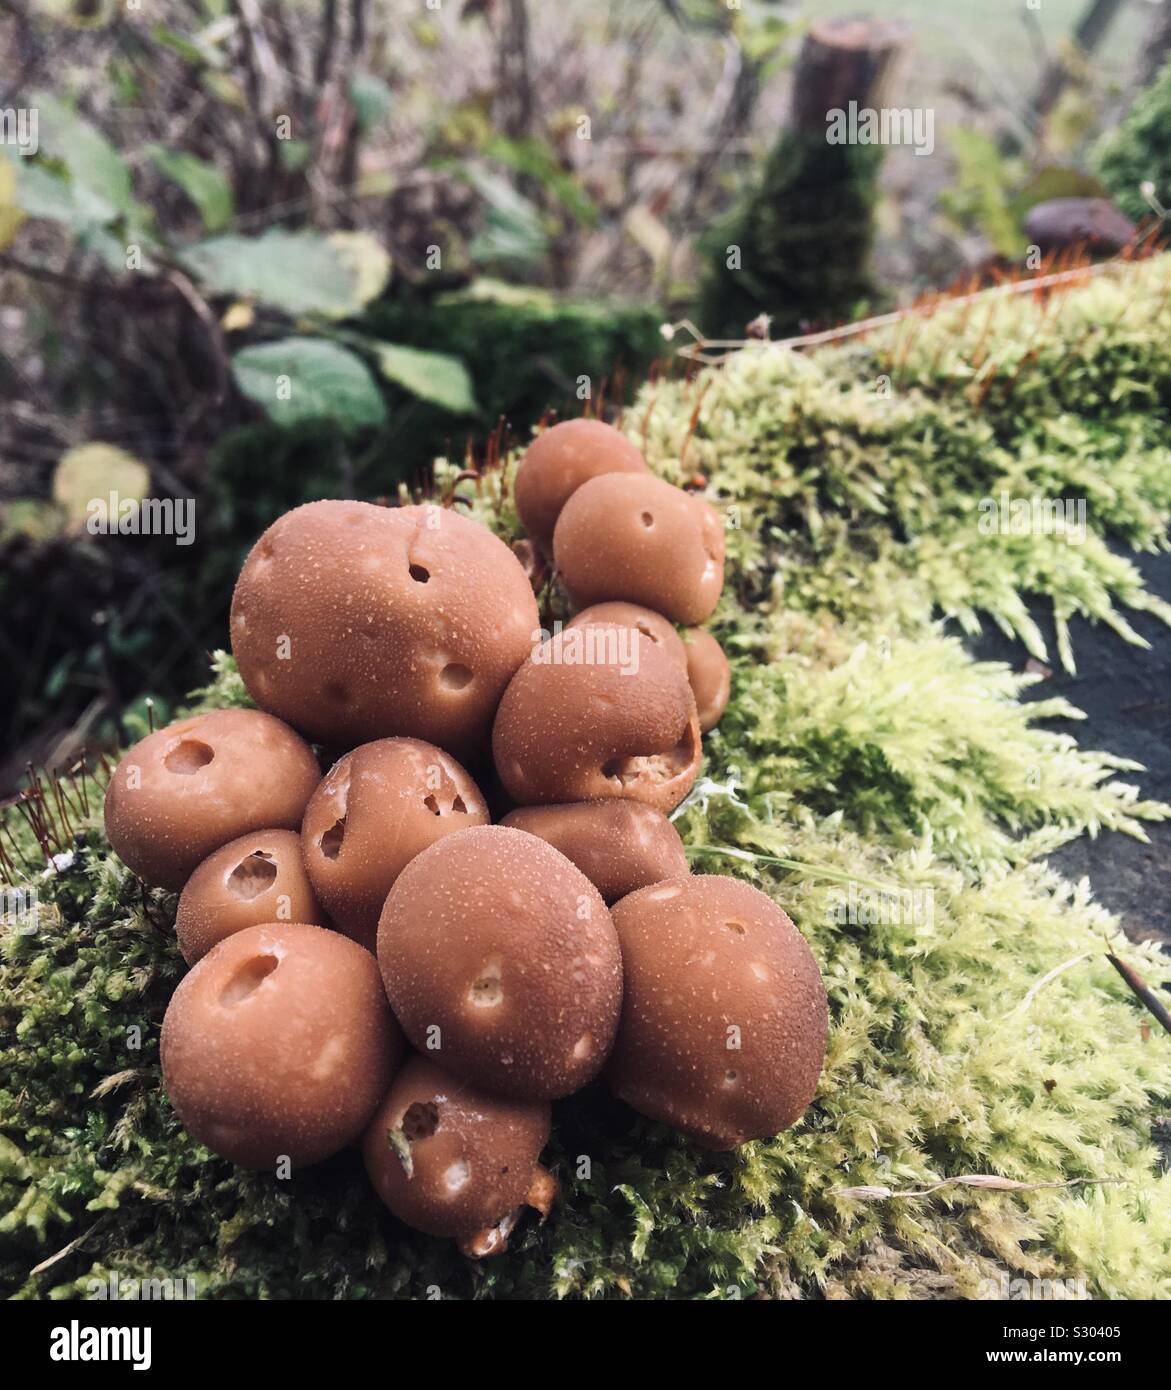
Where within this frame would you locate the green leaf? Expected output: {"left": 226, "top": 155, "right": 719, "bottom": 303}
{"left": 463, "top": 165, "right": 548, "bottom": 266}
{"left": 326, "top": 232, "right": 392, "bottom": 315}
{"left": 184, "top": 230, "right": 375, "bottom": 316}
{"left": 29, "top": 91, "right": 137, "bottom": 223}
{"left": 349, "top": 74, "right": 394, "bottom": 134}
{"left": 369, "top": 341, "right": 478, "bottom": 415}
{"left": 147, "top": 145, "right": 233, "bottom": 232}
{"left": 233, "top": 338, "right": 386, "bottom": 432}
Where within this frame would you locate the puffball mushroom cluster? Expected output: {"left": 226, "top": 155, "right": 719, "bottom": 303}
{"left": 103, "top": 419, "right": 827, "bottom": 1259}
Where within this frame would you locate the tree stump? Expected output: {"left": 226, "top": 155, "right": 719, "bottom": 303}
{"left": 789, "top": 16, "right": 911, "bottom": 138}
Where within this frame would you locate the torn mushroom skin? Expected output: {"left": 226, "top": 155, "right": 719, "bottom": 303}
{"left": 492, "top": 625, "right": 701, "bottom": 814}
{"left": 502, "top": 800, "right": 688, "bottom": 904}
{"left": 302, "top": 738, "right": 489, "bottom": 951}
{"left": 606, "top": 875, "right": 828, "bottom": 1150}
{"left": 377, "top": 825, "right": 623, "bottom": 1100}
{"left": 176, "top": 829, "right": 328, "bottom": 965}
{"left": 553, "top": 472, "right": 725, "bottom": 625}
{"left": 362, "top": 1055, "right": 553, "bottom": 1256}
{"left": 230, "top": 500, "right": 539, "bottom": 756}
{"left": 566, "top": 601, "right": 687, "bottom": 672}
{"left": 682, "top": 627, "right": 731, "bottom": 733}
{"left": 514, "top": 418, "right": 648, "bottom": 555}
{"left": 161, "top": 923, "right": 404, "bottom": 1169}
{"left": 103, "top": 709, "right": 321, "bottom": 891}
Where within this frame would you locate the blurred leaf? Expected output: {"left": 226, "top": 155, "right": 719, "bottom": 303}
{"left": 368, "top": 341, "right": 479, "bottom": 415}
{"left": 233, "top": 338, "right": 386, "bottom": 432}
{"left": 486, "top": 135, "right": 598, "bottom": 225}
{"left": 349, "top": 74, "right": 394, "bottom": 134}
{"left": 278, "top": 139, "right": 312, "bottom": 173}
{"left": 52, "top": 444, "right": 150, "bottom": 528}
{"left": 0, "top": 499, "right": 66, "bottom": 544}
{"left": 464, "top": 165, "right": 547, "bottom": 266}
{"left": 147, "top": 145, "right": 233, "bottom": 231}
{"left": 0, "top": 156, "right": 25, "bottom": 250}
{"left": 29, "top": 91, "right": 138, "bottom": 223}
{"left": 184, "top": 230, "right": 374, "bottom": 316}
{"left": 326, "top": 232, "right": 392, "bottom": 314}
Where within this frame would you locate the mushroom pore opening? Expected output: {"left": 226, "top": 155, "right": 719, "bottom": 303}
{"left": 220, "top": 952, "right": 280, "bottom": 1006}
{"left": 164, "top": 739, "right": 214, "bottom": 775}
{"left": 319, "top": 816, "right": 347, "bottom": 860}
{"left": 227, "top": 850, "right": 278, "bottom": 901}
{"left": 402, "top": 1100, "right": 440, "bottom": 1142}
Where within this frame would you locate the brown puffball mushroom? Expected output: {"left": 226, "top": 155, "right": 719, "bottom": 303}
{"left": 362, "top": 1055, "right": 555, "bottom": 1257}
{"left": 492, "top": 626, "right": 701, "bottom": 814}
{"left": 161, "top": 923, "right": 404, "bottom": 1169}
{"left": 607, "top": 875, "right": 827, "bottom": 1150}
{"left": 553, "top": 473, "right": 725, "bottom": 625}
{"left": 104, "top": 709, "right": 321, "bottom": 891}
{"left": 514, "top": 418, "right": 648, "bottom": 555}
{"left": 230, "top": 500, "right": 539, "bottom": 755}
{"left": 176, "top": 830, "right": 327, "bottom": 964}
{"left": 301, "top": 737, "right": 489, "bottom": 951}
{"left": 502, "top": 800, "right": 688, "bottom": 904}
{"left": 682, "top": 627, "right": 731, "bottom": 733}
{"left": 567, "top": 601, "right": 686, "bottom": 672}
{"left": 377, "top": 825, "right": 622, "bottom": 1099}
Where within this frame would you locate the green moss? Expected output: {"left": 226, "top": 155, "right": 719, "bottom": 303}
{"left": 4, "top": 258, "right": 1171, "bottom": 1300}
{"left": 697, "top": 133, "right": 883, "bottom": 339}
{"left": 1095, "top": 55, "right": 1171, "bottom": 222}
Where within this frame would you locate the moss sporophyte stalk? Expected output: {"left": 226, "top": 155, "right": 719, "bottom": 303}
{"left": 5, "top": 256, "right": 1171, "bottom": 1298}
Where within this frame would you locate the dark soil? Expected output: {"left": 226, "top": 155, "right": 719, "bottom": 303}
{"left": 967, "top": 548, "right": 1171, "bottom": 949}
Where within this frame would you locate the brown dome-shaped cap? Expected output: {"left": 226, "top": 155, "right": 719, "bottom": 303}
{"left": 567, "top": 602, "right": 686, "bottom": 671}
{"left": 501, "top": 800, "right": 688, "bottom": 904}
{"left": 553, "top": 473, "right": 725, "bottom": 625}
{"left": 161, "top": 923, "right": 404, "bottom": 1169}
{"left": 682, "top": 627, "right": 731, "bottom": 733}
{"left": 607, "top": 875, "right": 827, "bottom": 1150}
{"left": 363, "top": 1055, "right": 553, "bottom": 1255}
{"left": 377, "top": 825, "right": 622, "bottom": 1099}
{"left": 176, "top": 829, "right": 327, "bottom": 964}
{"left": 302, "top": 738, "right": 489, "bottom": 951}
{"left": 492, "top": 625, "right": 701, "bottom": 814}
{"left": 231, "top": 500, "right": 539, "bottom": 755}
{"left": 515, "top": 418, "right": 648, "bottom": 555}
{"left": 104, "top": 709, "right": 320, "bottom": 891}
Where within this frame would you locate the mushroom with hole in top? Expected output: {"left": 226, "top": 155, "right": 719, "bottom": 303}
{"left": 103, "top": 708, "right": 321, "bottom": 891}
{"left": 514, "top": 418, "right": 648, "bottom": 555}
{"left": 363, "top": 1055, "right": 554, "bottom": 1257}
{"left": 377, "top": 825, "right": 623, "bottom": 1099}
{"left": 492, "top": 625, "right": 701, "bottom": 814}
{"left": 176, "top": 828, "right": 328, "bottom": 964}
{"left": 230, "top": 499, "right": 539, "bottom": 756}
{"left": 301, "top": 737, "right": 489, "bottom": 951}
{"left": 606, "top": 875, "right": 827, "bottom": 1150}
{"left": 553, "top": 472, "right": 725, "bottom": 625}
{"left": 161, "top": 922, "right": 404, "bottom": 1169}
{"left": 566, "top": 601, "right": 687, "bottom": 671}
